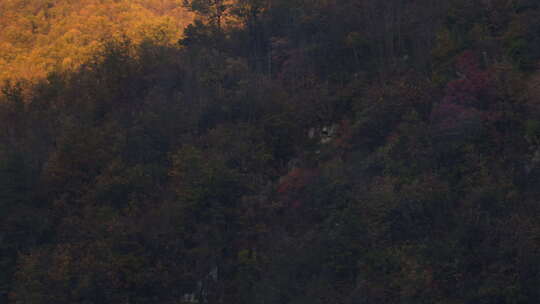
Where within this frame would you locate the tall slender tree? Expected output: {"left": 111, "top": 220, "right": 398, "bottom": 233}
{"left": 183, "top": 0, "right": 230, "bottom": 30}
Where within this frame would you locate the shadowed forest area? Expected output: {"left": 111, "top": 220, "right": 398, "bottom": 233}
{"left": 2, "top": 0, "right": 540, "bottom": 303}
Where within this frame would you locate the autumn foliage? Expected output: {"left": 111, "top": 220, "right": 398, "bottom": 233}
{"left": 1, "top": 0, "right": 540, "bottom": 304}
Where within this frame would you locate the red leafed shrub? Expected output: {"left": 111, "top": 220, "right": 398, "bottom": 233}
{"left": 444, "top": 51, "right": 496, "bottom": 109}
{"left": 333, "top": 119, "right": 353, "bottom": 150}
{"left": 431, "top": 51, "right": 498, "bottom": 140}
{"left": 455, "top": 50, "right": 480, "bottom": 75}
{"left": 277, "top": 167, "right": 317, "bottom": 209}
{"left": 277, "top": 168, "right": 314, "bottom": 194}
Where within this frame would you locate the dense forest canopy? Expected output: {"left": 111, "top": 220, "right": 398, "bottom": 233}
{"left": 0, "top": 0, "right": 192, "bottom": 81}
{"left": 2, "top": 0, "right": 540, "bottom": 303}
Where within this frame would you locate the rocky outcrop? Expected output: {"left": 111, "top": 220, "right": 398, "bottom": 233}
{"left": 308, "top": 124, "right": 339, "bottom": 144}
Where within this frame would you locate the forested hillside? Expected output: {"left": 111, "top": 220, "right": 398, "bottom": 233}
{"left": 0, "top": 0, "right": 192, "bottom": 81}
{"left": 2, "top": 0, "right": 540, "bottom": 303}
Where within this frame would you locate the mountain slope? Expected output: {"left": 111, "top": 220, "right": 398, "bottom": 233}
{"left": 2, "top": 0, "right": 540, "bottom": 303}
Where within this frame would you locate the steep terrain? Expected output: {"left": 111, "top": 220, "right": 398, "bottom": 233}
{"left": 2, "top": 0, "right": 540, "bottom": 303}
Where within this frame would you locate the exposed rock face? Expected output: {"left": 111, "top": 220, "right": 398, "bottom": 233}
{"left": 182, "top": 266, "right": 219, "bottom": 304}
{"left": 320, "top": 125, "right": 338, "bottom": 144}
{"left": 308, "top": 124, "right": 339, "bottom": 144}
